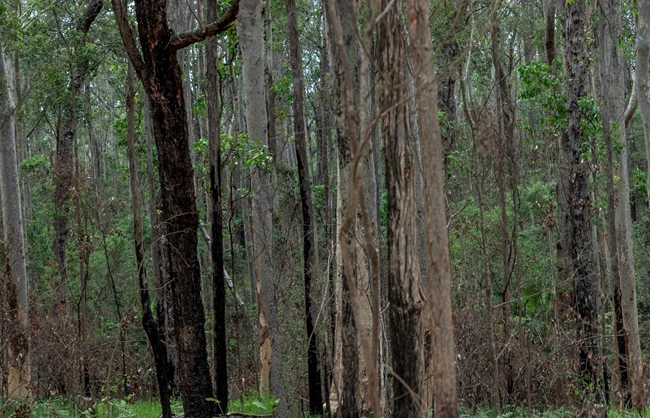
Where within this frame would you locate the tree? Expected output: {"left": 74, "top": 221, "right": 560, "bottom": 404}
{"left": 0, "top": 32, "right": 30, "bottom": 399}
{"left": 206, "top": 0, "right": 228, "bottom": 414}
{"left": 378, "top": 0, "right": 425, "bottom": 415}
{"left": 235, "top": 0, "right": 288, "bottom": 413}
{"left": 562, "top": 0, "right": 603, "bottom": 403}
{"left": 110, "top": 0, "right": 238, "bottom": 415}
{"left": 285, "top": 0, "right": 323, "bottom": 414}
{"left": 124, "top": 61, "right": 173, "bottom": 418}
{"left": 52, "top": 0, "right": 103, "bottom": 317}
{"left": 406, "top": 0, "right": 459, "bottom": 415}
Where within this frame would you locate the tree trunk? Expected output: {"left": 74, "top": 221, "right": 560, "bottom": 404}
{"left": 206, "top": 0, "right": 228, "bottom": 412}
{"left": 236, "top": 0, "right": 288, "bottom": 413}
{"left": 324, "top": 0, "right": 370, "bottom": 415}
{"left": 378, "top": 1, "right": 425, "bottom": 415}
{"left": 563, "top": 0, "right": 603, "bottom": 403}
{"left": 110, "top": 0, "right": 238, "bottom": 415}
{"left": 285, "top": 0, "right": 324, "bottom": 413}
{"left": 0, "top": 34, "right": 30, "bottom": 399}
{"left": 599, "top": 10, "right": 630, "bottom": 404}
{"left": 406, "top": 0, "right": 459, "bottom": 416}
{"left": 53, "top": 0, "right": 104, "bottom": 318}
{"left": 125, "top": 62, "right": 172, "bottom": 418}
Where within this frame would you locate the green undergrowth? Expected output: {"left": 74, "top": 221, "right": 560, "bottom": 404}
{"left": 0, "top": 393, "right": 280, "bottom": 417}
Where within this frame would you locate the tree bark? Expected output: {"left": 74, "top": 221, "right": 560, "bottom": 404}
{"left": 378, "top": 1, "right": 425, "bottom": 415}
{"left": 0, "top": 33, "right": 30, "bottom": 399}
{"left": 125, "top": 62, "right": 172, "bottom": 418}
{"left": 563, "top": 0, "right": 603, "bottom": 403}
{"left": 406, "top": 0, "right": 459, "bottom": 416}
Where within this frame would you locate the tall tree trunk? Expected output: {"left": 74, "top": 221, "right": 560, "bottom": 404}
{"left": 206, "top": 0, "right": 228, "bottom": 412}
{"left": 629, "top": 0, "right": 650, "bottom": 408}
{"left": 563, "top": 0, "right": 603, "bottom": 403}
{"left": 236, "top": 0, "right": 288, "bottom": 413}
{"left": 599, "top": 11, "right": 630, "bottom": 404}
{"left": 285, "top": 0, "right": 324, "bottom": 413}
{"left": 125, "top": 62, "right": 172, "bottom": 418}
{"left": 0, "top": 34, "right": 30, "bottom": 399}
{"left": 378, "top": 1, "right": 425, "bottom": 415}
{"left": 53, "top": 0, "right": 103, "bottom": 317}
{"left": 110, "top": 0, "right": 238, "bottom": 415}
{"left": 406, "top": 0, "right": 459, "bottom": 416}
{"left": 598, "top": 0, "right": 645, "bottom": 407}
{"left": 325, "top": 0, "right": 377, "bottom": 415}
{"left": 490, "top": 0, "right": 516, "bottom": 402}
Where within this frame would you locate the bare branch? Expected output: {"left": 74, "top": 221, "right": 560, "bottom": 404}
{"left": 624, "top": 76, "right": 637, "bottom": 127}
{"left": 168, "top": 0, "right": 239, "bottom": 51}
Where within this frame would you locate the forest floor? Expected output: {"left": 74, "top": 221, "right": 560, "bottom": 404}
{"left": 2, "top": 399, "right": 649, "bottom": 418}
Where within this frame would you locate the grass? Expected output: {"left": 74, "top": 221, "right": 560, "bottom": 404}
{"left": 1, "top": 397, "right": 184, "bottom": 417}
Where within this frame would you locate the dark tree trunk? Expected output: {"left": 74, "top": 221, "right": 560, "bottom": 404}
{"left": 125, "top": 63, "right": 173, "bottom": 418}
{"left": 110, "top": 1, "right": 238, "bottom": 415}
{"left": 563, "top": 0, "right": 603, "bottom": 403}
{"left": 206, "top": 0, "right": 228, "bottom": 413}
{"left": 378, "top": 0, "right": 425, "bottom": 415}
{"left": 285, "top": 0, "right": 324, "bottom": 413}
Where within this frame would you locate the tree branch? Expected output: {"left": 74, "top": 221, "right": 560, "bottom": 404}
{"left": 110, "top": 0, "right": 146, "bottom": 79}
{"left": 624, "top": 76, "right": 637, "bottom": 127}
{"left": 168, "top": 0, "right": 239, "bottom": 51}
{"left": 78, "top": 0, "right": 104, "bottom": 35}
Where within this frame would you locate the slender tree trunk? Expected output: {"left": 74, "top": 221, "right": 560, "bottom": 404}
{"left": 285, "top": 0, "right": 324, "bottom": 413}
{"left": 598, "top": 1, "right": 633, "bottom": 406}
{"left": 406, "top": 0, "right": 459, "bottom": 415}
{"left": 0, "top": 34, "right": 30, "bottom": 399}
{"left": 477, "top": 174, "right": 500, "bottom": 415}
{"left": 378, "top": 2, "right": 425, "bottom": 415}
{"left": 53, "top": 0, "right": 104, "bottom": 318}
{"left": 206, "top": 0, "right": 228, "bottom": 411}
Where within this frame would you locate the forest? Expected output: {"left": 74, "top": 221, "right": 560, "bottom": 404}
{"left": 1, "top": 0, "right": 649, "bottom": 416}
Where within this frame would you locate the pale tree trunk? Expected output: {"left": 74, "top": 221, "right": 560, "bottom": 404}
{"left": 378, "top": 0, "right": 425, "bottom": 415}
{"left": 326, "top": 0, "right": 381, "bottom": 416}
{"left": 406, "top": 0, "right": 459, "bottom": 416}
{"left": 0, "top": 34, "right": 30, "bottom": 399}
{"left": 619, "top": 0, "right": 649, "bottom": 408}
{"left": 563, "top": 0, "right": 603, "bottom": 404}
{"left": 599, "top": 5, "right": 630, "bottom": 405}
{"left": 236, "top": 1, "right": 288, "bottom": 413}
